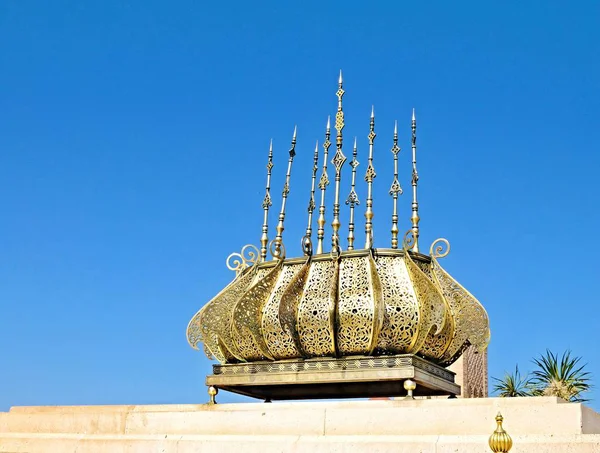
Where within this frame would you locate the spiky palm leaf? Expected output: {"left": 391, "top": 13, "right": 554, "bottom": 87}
{"left": 530, "top": 350, "right": 591, "bottom": 403}
{"left": 492, "top": 365, "right": 533, "bottom": 397}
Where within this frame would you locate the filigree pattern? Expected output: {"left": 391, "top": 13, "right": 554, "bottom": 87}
{"left": 279, "top": 258, "right": 312, "bottom": 357}
{"left": 431, "top": 255, "right": 490, "bottom": 365}
{"left": 403, "top": 252, "right": 447, "bottom": 355}
{"left": 186, "top": 267, "right": 258, "bottom": 363}
{"left": 336, "top": 256, "right": 384, "bottom": 355}
{"left": 297, "top": 260, "right": 338, "bottom": 356}
{"left": 414, "top": 258, "right": 454, "bottom": 360}
{"left": 261, "top": 263, "right": 303, "bottom": 359}
{"left": 232, "top": 265, "right": 282, "bottom": 361}
{"left": 375, "top": 256, "right": 420, "bottom": 353}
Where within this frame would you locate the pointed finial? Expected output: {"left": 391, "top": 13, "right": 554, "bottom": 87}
{"left": 272, "top": 127, "right": 298, "bottom": 259}
{"left": 389, "top": 121, "right": 402, "bottom": 249}
{"left": 345, "top": 136, "right": 360, "bottom": 250}
{"left": 488, "top": 412, "right": 513, "bottom": 452}
{"left": 260, "top": 139, "right": 275, "bottom": 261}
{"left": 410, "top": 108, "right": 420, "bottom": 252}
{"left": 316, "top": 117, "right": 332, "bottom": 254}
{"left": 303, "top": 140, "right": 319, "bottom": 256}
{"left": 331, "top": 72, "right": 347, "bottom": 253}
{"left": 364, "top": 106, "right": 377, "bottom": 249}
{"left": 339, "top": 69, "right": 343, "bottom": 84}
{"left": 293, "top": 125, "right": 297, "bottom": 140}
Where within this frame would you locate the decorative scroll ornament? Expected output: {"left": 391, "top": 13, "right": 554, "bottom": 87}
{"left": 226, "top": 245, "right": 260, "bottom": 276}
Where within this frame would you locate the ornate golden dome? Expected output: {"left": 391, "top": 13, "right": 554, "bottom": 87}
{"left": 187, "top": 240, "right": 489, "bottom": 367}
{"left": 186, "top": 72, "right": 490, "bottom": 371}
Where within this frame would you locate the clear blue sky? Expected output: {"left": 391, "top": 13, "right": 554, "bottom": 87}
{"left": 1, "top": 1, "right": 599, "bottom": 410}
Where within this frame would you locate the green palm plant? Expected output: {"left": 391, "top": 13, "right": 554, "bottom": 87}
{"left": 492, "top": 365, "right": 533, "bottom": 397}
{"left": 530, "top": 350, "right": 591, "bottom": 403}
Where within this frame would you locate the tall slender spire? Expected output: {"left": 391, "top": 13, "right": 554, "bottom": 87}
{"left": 364, "top": 106, "right": 377, "bottom": 249}
{"left": 260, "top": 139, "right": 274, "bottom": 261}
{"left": 410, "top": 109, "right": 420, "bottom": 252}
{"left": 303, "top": 140, "right": 319, "bottom": 255}
{"left": 316, "top": 116, "right": 331, "bottom": 254}
{"left": 345, "top": 137, "right": 360, "bottom": 250}
{"left": 273, "top": 126, "right": 297, "bottom": 258}
{"left": 389, "top": 121, "right": 403, "bottom": 249}
{"left": 331, "top": 70, "right": 347, "bottom": 252}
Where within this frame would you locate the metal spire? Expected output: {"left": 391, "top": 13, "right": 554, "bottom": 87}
{"left": 410, "top": 108, "right": 420, "bottom": 252}
{"left": 260, "top": 139, "right": 274, "bottom": 261}
{"left": 303, "top": 140, "right": 319, "bottom": 255}
{"left": 389, "top": 121, "right": 403, "bottom": 249}
{"left": 346, "top": 137, "right": 360, "bottom": 250}
{"left": 273, "top": 126, "right": 297, "bottom": 259}
{"left": 331, "top": 70, "right": 347, "bottom": 252}
{"left": 316, "top": 116, "right": 331, "bottom": 254}
{"left": 364, "top": 106, "right": 377, "bottom": 249}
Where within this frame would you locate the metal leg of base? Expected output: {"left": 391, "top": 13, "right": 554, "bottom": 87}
{"left": 208, "top": 386, "right": 218, "bottom": 404}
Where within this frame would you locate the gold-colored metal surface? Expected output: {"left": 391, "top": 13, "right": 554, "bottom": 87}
{"left": 186, "top": 260, "right": 258, "bottom": 362}
{"left": 346, "top": 137, "right": 360, "bottom": 250}
{"left": 260, "top": 140, "right": 274, "bottom": 262}
{"left": 188, "top": 74, "right": 490, "bottom": 375}
{"left": 489, "top": 413, "right": 513, "bottom": 452}
{"left": 316, "top": 117, "right": 331, "bottom": 255}
{"left": 297, "top": 259, "right": 338, "bottom": 356}
{"left": 336, "top": 254, "right": 384, "bottom": 355}
{"left": 207, "top": 386, "right": 218, "bottom": 404}
{"left": 278, "top": 257, "right": 312, "bottom": 357}
{"left": 261, "top": 263, "right": 303, "bottom": 359}
{"left": 410, "top": 109, "right": 420, "bottom": 252}
{"left": 331, "top": 70, "right": 346, "bottom": 251}
{"left": 226, "top": 244, "right": 259, "bottom": 276}
{"left": 430, "top": 239, "right": 490, "bottom": 364}
{"left": 403, "top": 247, "right": 447, "bottom": 356}
{"left": 364, "top": 106, "right": 377, "bottom": 249}
{"left": 389, "top": 121, "right": 403, "bottom": 249}
{"left": 232, "top": 263, "right": 283, "bottom": 361}
{"left": 375, "top": 255, "right": 419, "bottom": 353}
{"left": 303, "top": 141, "right": 319, "bottom": 256}
{"left": 273, "top": 127, "right": 297, "bottom": 259}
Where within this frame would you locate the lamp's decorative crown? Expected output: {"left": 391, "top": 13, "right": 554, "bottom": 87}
{"left": 186, "top": 73, "right": 490, "bottom": 367}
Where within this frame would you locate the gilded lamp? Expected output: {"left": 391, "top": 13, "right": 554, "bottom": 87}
{"left": 186, "top": 72, "right": 490, "bottom": 401}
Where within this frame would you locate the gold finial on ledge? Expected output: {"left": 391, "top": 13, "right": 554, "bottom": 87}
{"left": 364, "top": 106, "right": 377, "bottom": 249}
{"left": 273, "top": 126, "right": 297, "bottom": 259}
{"left": 410, "top": 108, "right": 420, "bottom": 252}
{"left": 303, "top": 140, "right": 319, "bottom": 256}
{"left": 317, "top": 116, "right": 331, "bottom": 254}
{"left": 489, "top": 412, "right": 513, "bottom": 452}
{"left": 390, "top": 120, "right": 403, "bottom": 249}
{"left": 331, "top": 70, "right": 347, "bottom": 253}
{"left": 260, "top": 139, "right": 274, "bottom": 261}
{"left": 346, "top": 137, "right": 360, "bottom": 250}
